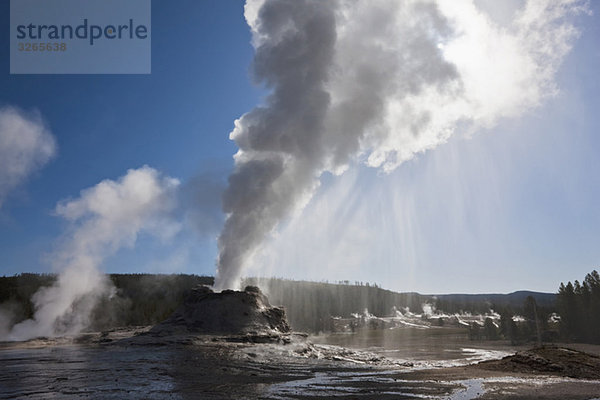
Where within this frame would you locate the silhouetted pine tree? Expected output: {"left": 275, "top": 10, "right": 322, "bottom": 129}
{"left": 557, "top": 270, "right": 600, "bottom": 344}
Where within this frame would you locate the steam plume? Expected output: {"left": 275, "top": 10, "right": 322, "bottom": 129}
{"left": 216, "top": 0, "right": 586, "bottom": 289}
{"left": 4, "top": 166, "right": 179, "bottom": 341}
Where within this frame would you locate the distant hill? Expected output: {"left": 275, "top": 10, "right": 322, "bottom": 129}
{"left": 432, "top": 291, "right": 556, "bottom": 312}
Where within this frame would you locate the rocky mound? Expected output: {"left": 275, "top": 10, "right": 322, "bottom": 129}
{"left": 148, "top": 285, "right": 290, "bottom": 340}
{"left": 477, "top": 346, "right": 600, "bottom": 379}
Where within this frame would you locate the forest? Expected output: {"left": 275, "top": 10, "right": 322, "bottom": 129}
{"left": 1, "top": 271, "right": 598, "bottom": 344}
{"left": 0, "top": 273, "right": 213, "bottom": 332}
{"left": 556, "top": 270, "right": 600, "bottom": 344}
{"left": 1, "top": 273, "right": 564, "bottom": 339}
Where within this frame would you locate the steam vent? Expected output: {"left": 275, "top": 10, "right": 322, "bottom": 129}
{"left": 150, "top": 285, "right": 290, "bottom": 339}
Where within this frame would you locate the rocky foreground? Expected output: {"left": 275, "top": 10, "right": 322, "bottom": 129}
{"left": 476, "top": 345, "right": 600, "bottom": 380}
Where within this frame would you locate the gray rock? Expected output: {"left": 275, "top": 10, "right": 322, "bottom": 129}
{"left": 149, "top": 285, "right": 291, "bottom": 338}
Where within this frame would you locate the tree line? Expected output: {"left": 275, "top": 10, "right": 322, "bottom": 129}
{"left": 467, "top": 295, "right": 556, "bottom": 344}
{"left": 0, "top": 273, "right": 213, "bottom": 332}
{"left": 557, "top": 270, "right": 600, "bottom": 344}
{"left": 3, "top": 272, "right": 597, "bottom": 345}
{"left": 243, "top": 277, "right": 427, "bottom": 332}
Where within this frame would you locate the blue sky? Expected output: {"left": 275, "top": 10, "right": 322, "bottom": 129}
{"left": 1, "top": 0, "right": 599, "bottom": 294}
{"left": 0, "top": 1, "right": 258, "bottom": 277}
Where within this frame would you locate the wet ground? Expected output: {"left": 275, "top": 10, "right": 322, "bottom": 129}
{"left": 311, "top": 327, "right": 521, "bottom": 367}
{"left": 1, "top": 327, "right": 600, "bottom": 399}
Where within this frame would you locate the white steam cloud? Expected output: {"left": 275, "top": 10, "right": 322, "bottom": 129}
{"left": 0, "top": 107, "right": 56, "bottom": 208}
{"left": 4, "top": 166, "right": 180, "bottom": 341}
{"left": 216, "top": 0, "right": 586, "bottom": 290}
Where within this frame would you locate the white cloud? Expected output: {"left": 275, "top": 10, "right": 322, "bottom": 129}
{"left": 0, "top": 107, "right": 56, "bottom": 208}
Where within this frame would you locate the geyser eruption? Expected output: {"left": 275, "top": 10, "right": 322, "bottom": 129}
{"left": 4, "top": 166, "right": 180, "bottom": 341}
{"left": 215, "top": 0, "right": 585, "bottom": 289}
{"left": 216, "top": 0, "right": 337, "bottom": 290}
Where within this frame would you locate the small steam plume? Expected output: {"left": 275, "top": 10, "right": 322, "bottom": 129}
{"left": 215, "top": 0, "right": 586, "bottom": 289}
{"left": 3, "top": 166, "right": 179, "bottom": 341}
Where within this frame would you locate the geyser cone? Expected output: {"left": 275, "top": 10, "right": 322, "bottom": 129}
{"left": 151, "top": 285, "right": 290, "bottom": 337}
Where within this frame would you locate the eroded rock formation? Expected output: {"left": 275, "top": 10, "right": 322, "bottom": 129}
{"left": 149, "top": 286, "right": 290, "bottom": 340}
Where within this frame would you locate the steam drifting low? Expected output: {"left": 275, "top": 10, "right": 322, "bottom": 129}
{"left": 216, "top": 0, "right": 586, "bottom": 289}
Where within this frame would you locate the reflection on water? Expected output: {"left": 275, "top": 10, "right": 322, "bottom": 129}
{"left": 0, "top": 346, "right": 178, "bottom": 399}
{"left": 266, "top": 370, "right": 461, "bottom": 399}
{"left": 0, "top": 342, "right": 330, "bottom": 399}
{"left": 312, "top": 327, "right": 516, "bottom": 366}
